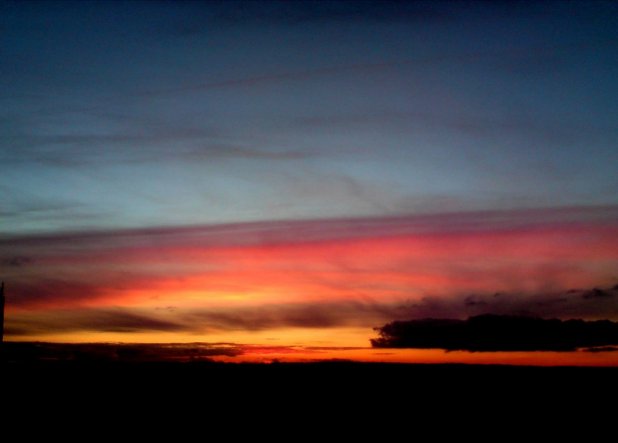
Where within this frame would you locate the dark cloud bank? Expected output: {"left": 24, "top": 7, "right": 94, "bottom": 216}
{"left": 1, "top": 342, "right": 241, "bottom": 363}
{"left": 372, "top": 315, "right": 618, "bottom": 352}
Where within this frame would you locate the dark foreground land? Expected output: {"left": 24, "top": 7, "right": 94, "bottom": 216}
{"left": 3, "top": 342, "right": 617, "bottom": 422}
{"left": 3, "top": 360, "right": 617, "bottom": 422}
{"left": 3, "top": 354, "right": 617, "bottom": 396}
{"left": 3, "top": 360, "right": 617, "bottom": 428}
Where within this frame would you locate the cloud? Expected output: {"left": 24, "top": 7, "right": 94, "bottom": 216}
{"left": 167, "top": 0, "right": 453, "bottom": 34}
{"left": 293, "top": 109, "right": 618, "bottom": 148}
{"left": 131, "top": 39, "right": 612, "bottom": 99}
{"left": 187, "top": 301, "right": 410, "bottom": 331}
{"left": 186, "top": 284, "right": 618, "bottom": 333}
{"left": 8, "top": 308, "right": 186, "bottom": 335}
{"left": 6, "top": 283, "right": 618, "bottom": 339}
{"left": 584, "top": 346, "right": 618, "bottom": 353}
{"left": 1, "top": 342, "right": 242, "bottom": 362}
{"left": 371, "top": 315, "right": 618, "bottom": 351}
{"left": 0, "top": 131, "right": 310, "bottom": 166}
{"left": 0, "top": 198, "right": 88, "bottom": 220}
{"left": 75, "top": 310, "right": 185, "bottom": 333}
{"left": 582, "top": 288, "right": 614, "bottom": 299}
{"left": 1, "top": 256, "right": 33, "bottom": 267}
{"left": 2, "top": 205, "right": 618, "bottom": 311}
{"left": 3, "top": 203, "right": 617, "bottom": 247}
{"left": 6, "top": 301, "right": 408, "bottom": 336}
{"left": 3, "top": 302, "right": 358, "bottom": 336}
{"left": 4, "top": 278, "right": 115, "bottom": 308}
{"left": 415, "top": 285, "right": 618, "bottom": 320}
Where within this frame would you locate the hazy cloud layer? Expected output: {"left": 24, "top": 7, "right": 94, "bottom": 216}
{"left": 6, "top": 285, "right": 618, "bottom": 337}
{"left": 186, "top": 286, "right": 618, "bottom": 332}
{"left": 2, "top": 207, "right": 618, "bottom": 320}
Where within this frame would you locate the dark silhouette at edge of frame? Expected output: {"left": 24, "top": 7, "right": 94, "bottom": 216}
{"left": 371, "top": 314, "right": 618, "bottom": 351}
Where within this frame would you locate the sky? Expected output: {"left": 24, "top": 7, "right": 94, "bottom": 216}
{"left": 2, "top": 1, "right": 618, "bottom": 364}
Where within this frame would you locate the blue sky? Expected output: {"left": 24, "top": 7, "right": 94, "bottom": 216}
{"left": 2, "top": 0, "right": 618, "bottom": 235}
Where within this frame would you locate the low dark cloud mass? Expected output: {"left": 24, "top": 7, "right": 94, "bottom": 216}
{"left": 1, "top": 342, "right": 241, "bottom": 363}
{"left": 1, "top": 256, "right": 33, "bottom": 267}
{"left": 371, "top": 315, "right": 618, "bottom": 352}
{"left": 582, "top": 288, "right": 614, "bottom": 299}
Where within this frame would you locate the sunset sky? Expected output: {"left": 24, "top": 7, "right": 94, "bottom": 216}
{"left": 2, "top": 1, "right": 618, "bottom": 364}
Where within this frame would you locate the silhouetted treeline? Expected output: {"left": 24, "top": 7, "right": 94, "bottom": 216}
{"left": 371, "top": 314, "right": 618, "bottom": 351}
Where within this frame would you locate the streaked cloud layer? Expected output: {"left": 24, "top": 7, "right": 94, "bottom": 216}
{"left": 3, "top": 206, "right": 618, "bottom": 344}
